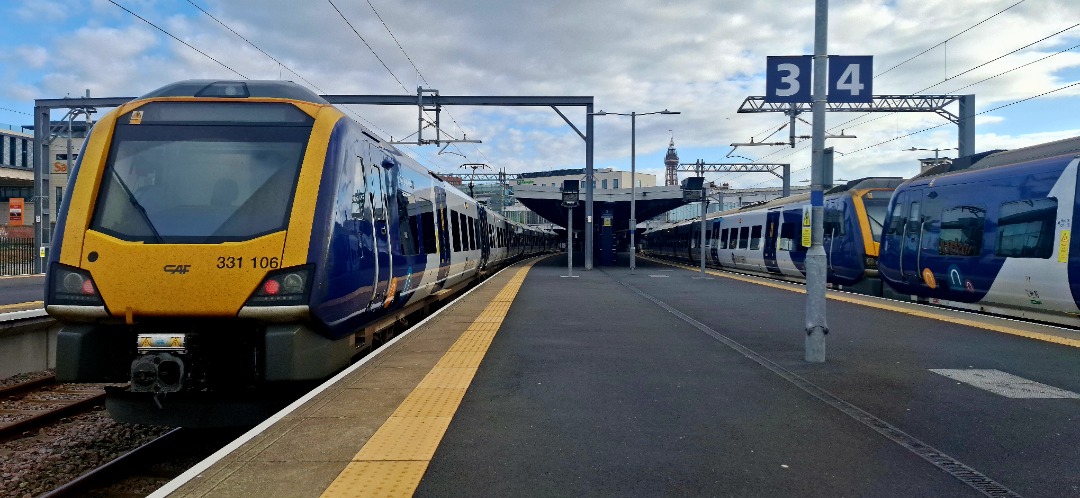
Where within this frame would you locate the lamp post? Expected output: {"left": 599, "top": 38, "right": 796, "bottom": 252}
{"left": 591, "top": 109, "right": 679, "bottom": 272}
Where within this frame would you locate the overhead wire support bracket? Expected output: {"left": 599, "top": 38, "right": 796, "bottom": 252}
{"left": 676, "top": 160, "right": 792, "bottom": 197}
{"left": 737, "top": 94, "right": 968, "bottom": 124}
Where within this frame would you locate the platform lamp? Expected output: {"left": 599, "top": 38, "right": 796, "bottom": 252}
{"left": 681, "top": 176, "right": 708, "bottom": 277}
{"left": 590, "top": 109, "right": 680, "bottom": 273}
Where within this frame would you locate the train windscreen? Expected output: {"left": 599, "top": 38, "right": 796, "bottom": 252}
{"left": 862, "top": 194, "right": 891, "bottom": 242}
{"left": 90, "top": 102, "right": 314, "bottom": 243}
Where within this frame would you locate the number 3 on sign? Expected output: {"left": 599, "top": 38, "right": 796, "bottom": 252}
{"left": 828, "top": 56, "right": 873, "bottom": 103}
{"left": 765, "top": 56, "right": 812, "bottom": 104}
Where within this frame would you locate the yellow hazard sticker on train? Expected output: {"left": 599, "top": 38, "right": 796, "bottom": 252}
{"left": 801, "top": 206, "right": 812, "bottom": 248}
{"left": 129, "top": 110, "right": 143, "bottom": 125}
{"left": 1059, "top": 229, "right": 1070, "bottom": 263}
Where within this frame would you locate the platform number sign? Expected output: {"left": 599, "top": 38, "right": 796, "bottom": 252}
{"left": 765, "top": 56, "right": 812, "bottom": 104}
{"left": 827, "top": 56, "right": 873, "bottom": 103}
{"left": 765, "top": 55, "right": 873, "bottom": 104}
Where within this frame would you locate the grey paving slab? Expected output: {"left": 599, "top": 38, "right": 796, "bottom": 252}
{"left": 417, "top": 253, "right": 1080, "bottom": 498}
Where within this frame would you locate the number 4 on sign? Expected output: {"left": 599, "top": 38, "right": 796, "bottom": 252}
{"left": 828, "top": 56, "right": 873, "bottom": 103}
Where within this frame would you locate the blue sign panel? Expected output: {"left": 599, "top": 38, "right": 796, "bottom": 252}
{"left": 827, "top": 55, "right": 873, "bottom": 103}
{"left": 765, "top": 55, "right": 812, "bottom": 103}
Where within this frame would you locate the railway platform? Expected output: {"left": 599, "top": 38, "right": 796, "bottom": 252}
{"left": 152, "top": 253, "right": 1080, "bottom": 497}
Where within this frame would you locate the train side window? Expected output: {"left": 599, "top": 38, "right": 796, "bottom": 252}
{"left": 719, "top": 228, "right": 729, "bottom": 249}
{"left": 467, "top": 217, "right": 477, "bottom": 250}
{"left": 778, "top": 222, "right": 795, "bottom": 251}
{"left": 906, "top": 202, "right": 920, "bottom": 234}
{"left": 749, "top": 225, "right": 763, "bottom": 250}
{"left": 824, "top": 207, "right": 845, "bottom": 236}
{"left": 996, "top": 198, "right": 1057, "bottom": 258}
{"left": 738, "top": 226, "right": 750, "bottom": 249}
{"left": 420, "top": 200, "right": 437, "bottom": 254}
{"left": 938, "top": 205, "right": 985, "bottom": 256}
{"left": 886, "top": 202, "right": 905, "bottom": 235}
{"left": 450, "top": 211, "right": 462, "bottom": 252}
{"left": 397, "top": 190, "right": 418, "bottom": 256}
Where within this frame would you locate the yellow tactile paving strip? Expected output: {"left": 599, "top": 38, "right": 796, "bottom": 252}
{"left": 320, "top": 261, "right": 536, "bottom": 498}
{"left": 641, "top": 256, "right": 1080, "bottom": 349}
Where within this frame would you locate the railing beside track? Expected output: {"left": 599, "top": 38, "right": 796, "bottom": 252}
{"left": 0, "top": 237, "right": 35, "bottom": 276}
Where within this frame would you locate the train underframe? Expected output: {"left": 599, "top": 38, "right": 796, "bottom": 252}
{"left": 55, "top": 274, "right": 483, "bottom": 427}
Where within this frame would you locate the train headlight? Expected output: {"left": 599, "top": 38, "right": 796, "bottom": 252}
{"left": 244, "top": 265, "right": 313, "bottom": 306}
{"left": 48, "top": 263, "right": 105, "bottom": 306}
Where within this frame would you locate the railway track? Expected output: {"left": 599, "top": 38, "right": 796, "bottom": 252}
{"left": 0, "top": 375, "right": 111, "bottom": 442}
{"left": 40, "top": 426, "right": 247, "bottom": 497}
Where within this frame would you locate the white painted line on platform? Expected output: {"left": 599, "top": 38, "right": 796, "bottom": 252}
{"left": 930, "top": 369, "right": 1080, "bottom": 399}
{"left": 649, "top": 275, "right": 670, "bottom": 278}
{"left": 1, "top": 308, "right": 47, "bottom": 320}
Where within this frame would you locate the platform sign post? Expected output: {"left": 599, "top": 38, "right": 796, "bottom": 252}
{"left": 562, "top": 180, "right": 580, "bottom": 279}
{"left": 805, "top": 0, "right": 830, "bottom": 363}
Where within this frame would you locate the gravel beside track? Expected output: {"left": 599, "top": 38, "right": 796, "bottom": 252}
{"left": 0, "top": 371, "right": 173, "bottom": 497}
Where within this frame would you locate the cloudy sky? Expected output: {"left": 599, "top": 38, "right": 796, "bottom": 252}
{"left": 2, "top": 0, "right": 1079, "bottom": 189}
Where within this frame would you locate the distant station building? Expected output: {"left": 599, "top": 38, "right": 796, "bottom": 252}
{"left": 0, "top": 126, "right": 35, "bottom": 235}
{"left": 15, "top": 120, "right": 93, "bottom": 238}
{"left": 516, "top": 167, "right": 656, "bottom": 191}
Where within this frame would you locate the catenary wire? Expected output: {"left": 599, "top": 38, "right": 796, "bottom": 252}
{"left": 107, "top": 0, "right": 247, "bottom": 79}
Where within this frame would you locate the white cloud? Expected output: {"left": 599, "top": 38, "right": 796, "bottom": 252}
{"left": 15, "top": 0, "right": 68, "bottom": 22}
{"left": 3, "top": 0, "right": 1078, "bottom": 189}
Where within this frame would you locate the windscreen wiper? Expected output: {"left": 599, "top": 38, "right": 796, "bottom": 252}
{"left": 111, "top": 170, "right": 164, "bottom": 243}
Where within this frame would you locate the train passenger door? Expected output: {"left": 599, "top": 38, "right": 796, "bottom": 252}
{"left": 763, "top": 211, "right": 781, "bottom": 274}
{"left": 351, "top": 144, "right": 378, "bottom": 305}
{"left": 477, "top": 205, "right": 490, "bottom": 268}
{"left": 433, "top": 187, "right": 451, "bottom": 285}
{"left": 895, "top": 190, "right": 923, "bottom": 283}
{"left": 367, "top": 155, "right": 392, "bottom": 307}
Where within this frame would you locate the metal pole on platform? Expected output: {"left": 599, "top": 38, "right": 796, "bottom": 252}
{"left": 805, "top": 0, "right": 829, "bottom": 363}
{"left": 630, "top": 112, "right": 637, "bottom": 273}
{"left": 699, "top": 195, "right": 707, "bottom": 276}
{"left": 563, "top": 206, "right": 578, "bottom": 278}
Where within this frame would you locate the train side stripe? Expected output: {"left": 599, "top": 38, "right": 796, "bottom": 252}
{"left": 319, "top": 260, "right": 538, "bottom": 497}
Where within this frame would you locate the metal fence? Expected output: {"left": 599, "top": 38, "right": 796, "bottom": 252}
{"left": 0, "top": 237, "right": 35, "bottom": 276}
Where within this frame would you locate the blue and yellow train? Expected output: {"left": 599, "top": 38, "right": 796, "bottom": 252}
{"left": 45, "top": 80, "right": 554, "bottom": 426}
{"left": 641, "top": 177, "right": 901, "bottom": 294}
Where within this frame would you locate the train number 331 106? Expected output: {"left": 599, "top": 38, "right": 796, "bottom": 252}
{"left": 216, "top": 256, "right": 281, "bottom": 269}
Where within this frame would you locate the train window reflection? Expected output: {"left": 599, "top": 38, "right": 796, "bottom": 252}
{"left": 863, "top": 196, "right": 890, "bottom": 242}
{"left": 938, "top": 205, "right": 985, "bottom": 256}
{"left": 450, "top": 211, "right": 462, "bottom": 252}
{"left": 738, "top": 226, "right": 750, "bottom": 249}
{"left": 778, "top": 222, "right": 795, "bottom": 251}
{"left": 996, "top": 198, "right": 1056, "bottom": 258}
{"left": 91, "top": 124, "right": 308, "bottom": 243}
{"left": 750, "top": 225, "right": 763, "bottom": 250}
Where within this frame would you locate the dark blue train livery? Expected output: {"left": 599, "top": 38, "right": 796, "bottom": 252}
{"left": 44, "top": 80, "right": 554, "bottom": 425}
{"left": 879, "top": 136, "right": 1080, "bottom": 326}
